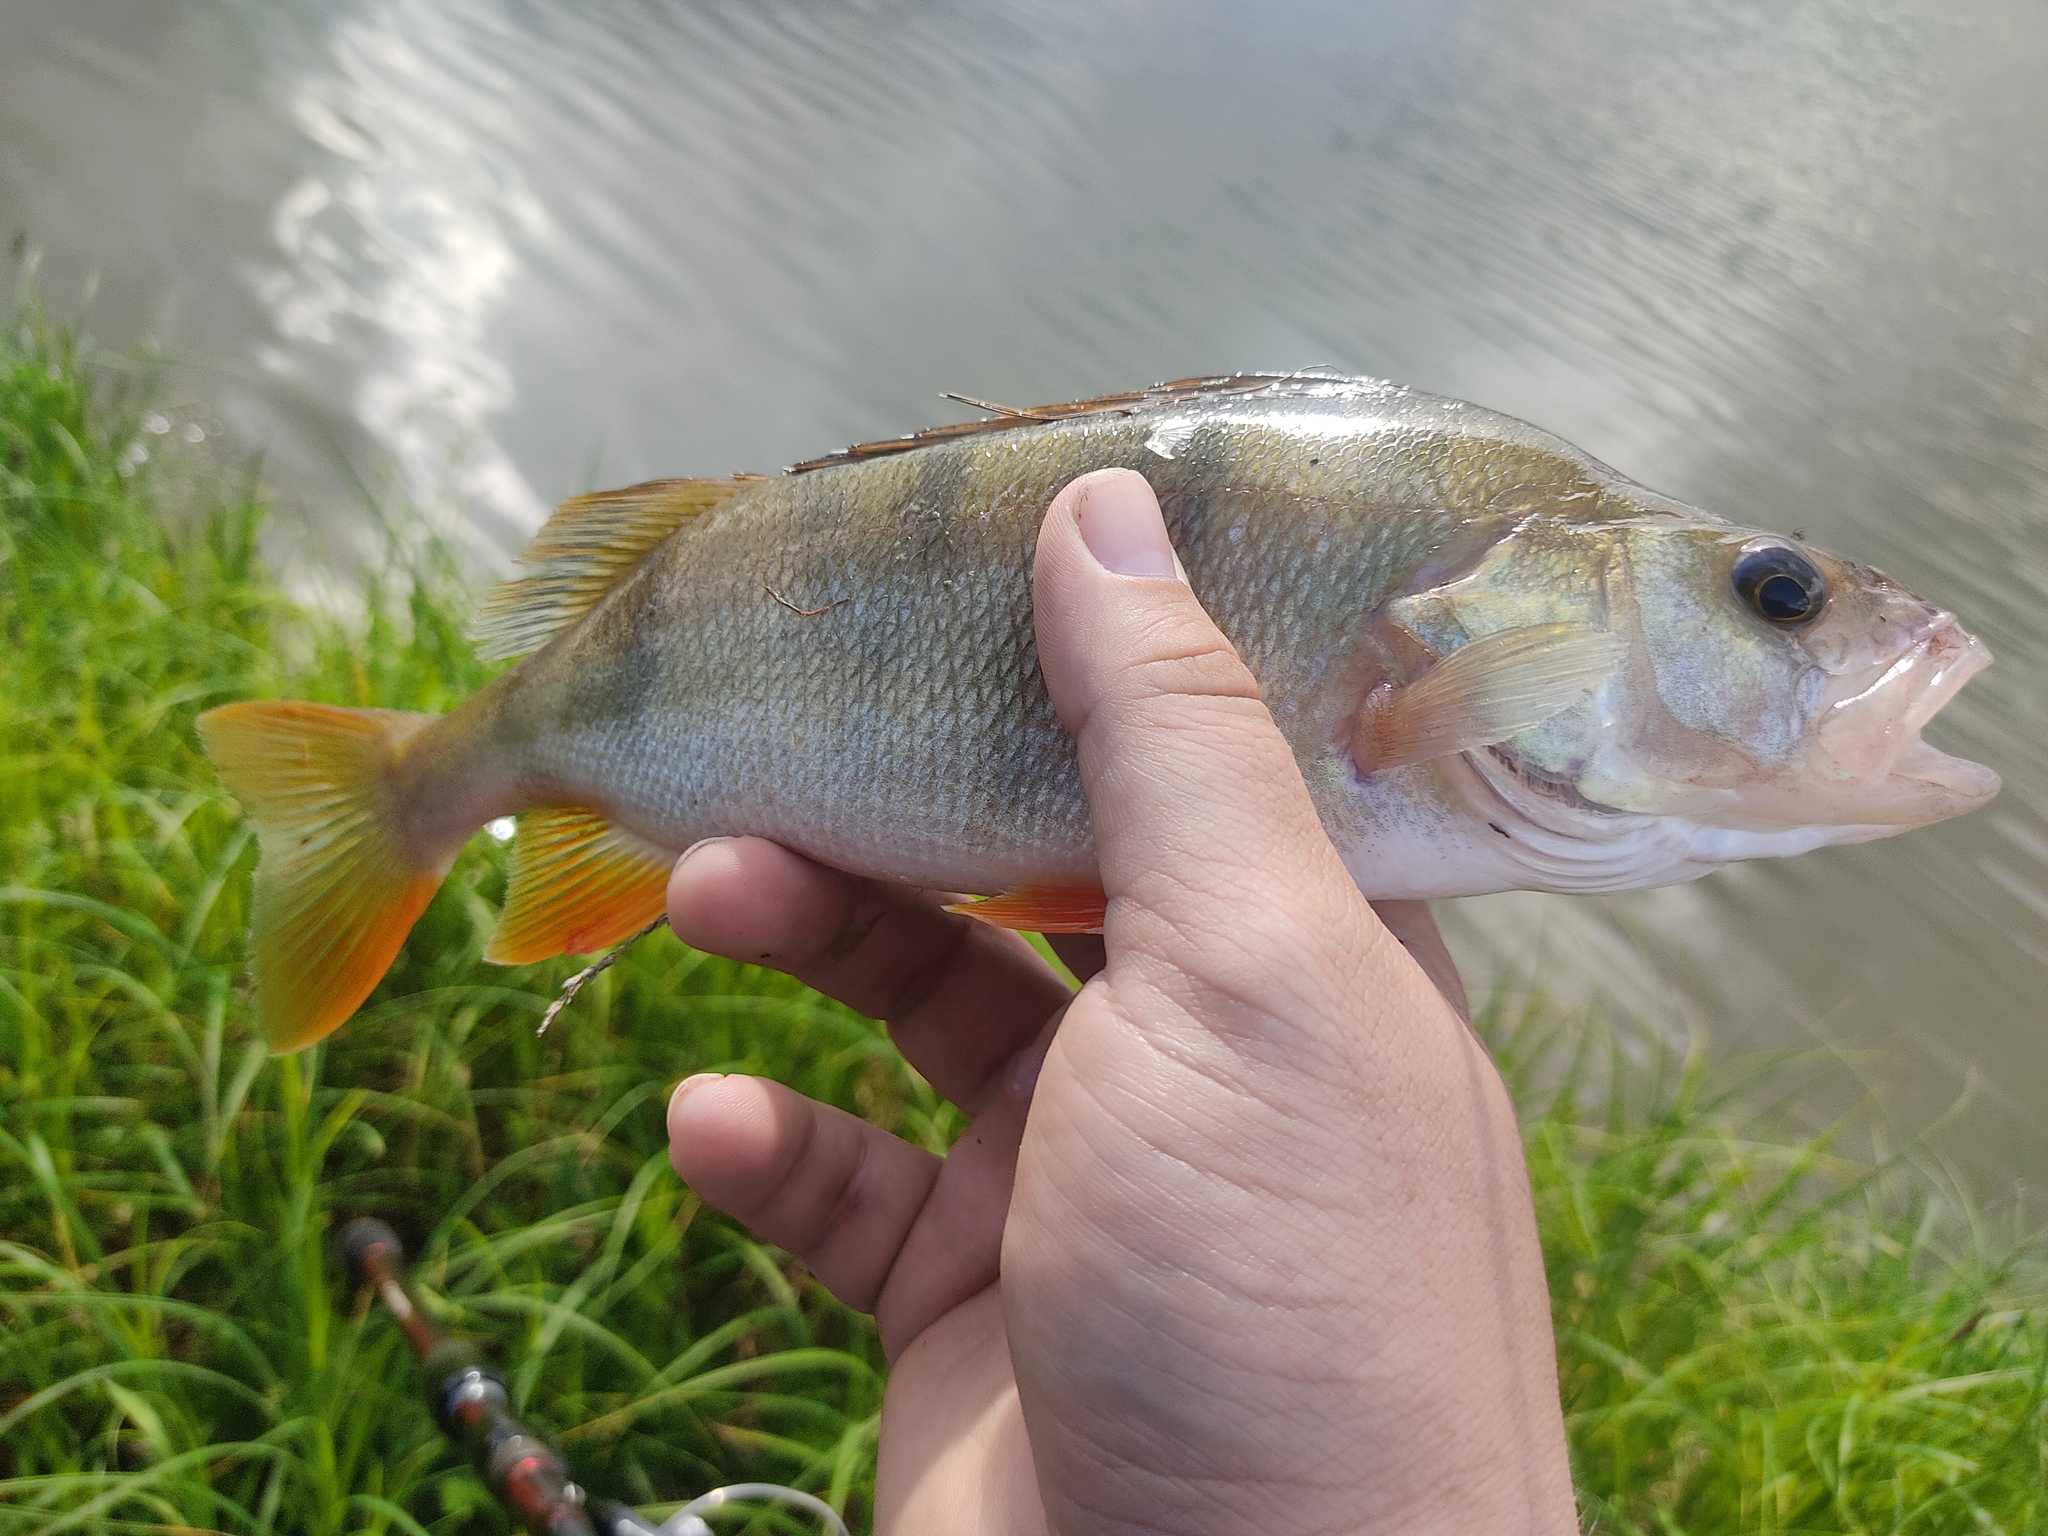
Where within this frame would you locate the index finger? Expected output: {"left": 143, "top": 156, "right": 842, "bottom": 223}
{"left": 667, "top": 836, "right": 1073, "bottom": 1113}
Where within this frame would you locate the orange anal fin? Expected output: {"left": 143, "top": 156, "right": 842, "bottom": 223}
{"left": 485, "top": 808, "right": 677, "bottom": 965}
{"left": 945, "top": 885, "right": 1107, "bottom": 934}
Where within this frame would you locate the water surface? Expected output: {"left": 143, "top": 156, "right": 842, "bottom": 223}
{"left": 6, "top": 0, "right": 2044, "bottom": 1181}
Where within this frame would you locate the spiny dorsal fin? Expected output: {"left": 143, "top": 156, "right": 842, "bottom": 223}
{"left": 483, "top": 808, "right": 677, "bottom": 965}
{"left": 788, "top": 373, "right": 1313, "bottom": 473}
{"left": 1352, "top": 624, "right": 1628, "bottom": 774}
{"left": 471, "top": 477, "right": 754, "bottom": 660}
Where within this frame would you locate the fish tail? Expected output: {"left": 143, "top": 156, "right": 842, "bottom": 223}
{"left": 198, "top": 700, "right": 451, "bottom": 1052}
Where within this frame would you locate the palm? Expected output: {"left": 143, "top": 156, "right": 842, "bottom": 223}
{"left": 664, "top": 836, "right": 1467, "bottom": 1533}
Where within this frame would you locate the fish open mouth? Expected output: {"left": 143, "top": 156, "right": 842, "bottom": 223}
{"left": 1458, "top": 607, "right": 2000, "bottom": 842}
{"left": 1810, "top": 611, "right": 2001, "bottom": 823}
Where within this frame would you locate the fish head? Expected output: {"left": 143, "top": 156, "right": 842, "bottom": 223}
{"left": 1379, "top": 501, "right": 1998, "bottom": 885}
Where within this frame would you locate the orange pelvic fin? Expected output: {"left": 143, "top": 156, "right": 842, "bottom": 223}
{"left": 197, "top": 701, "right": 448, "bottom": 1053}
{"left": 485, "top": 809, "right": 677, "bottom": 964}
{"left": 946, "top": 885, "right": 1108, "bottom": 934}
{"left": 471, "top": 477, "right": 754, "bottom": 661}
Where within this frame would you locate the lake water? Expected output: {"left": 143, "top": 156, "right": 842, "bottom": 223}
{"left": 6, "top": 0, "right": 2045, "bottom": 1186}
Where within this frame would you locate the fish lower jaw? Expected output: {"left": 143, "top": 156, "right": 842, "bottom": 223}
{"left": 1620, "top": 737, "right": 2002, "bottom": 834}
{"left": 1805, "top": 617, "right": 1997, "bottom": 818}
{"left": 1886, "top": 738, "right": 2002, "bottom": 805}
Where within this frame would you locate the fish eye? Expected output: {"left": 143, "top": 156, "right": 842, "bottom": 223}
{"left": 1732, "top": 542, "right": 1826, "bottom": 624}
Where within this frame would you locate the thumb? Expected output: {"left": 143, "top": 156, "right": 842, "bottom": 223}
{"left": 1031, "top": 468, "right": 1370, "bottom": 970}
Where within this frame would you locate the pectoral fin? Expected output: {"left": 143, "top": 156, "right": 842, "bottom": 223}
{"left": 946, "top": 885, "right": 1108, "bottom": 934}
{"left": 486, "top": 809, "right": 677, "bottom": 964}
{"left": 1353, "top": 623, "right": 1627, "bottom": 774}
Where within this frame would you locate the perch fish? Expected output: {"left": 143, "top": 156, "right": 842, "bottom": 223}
{"left": 199, "top": 373, "right": 2000, "bottom": 1050}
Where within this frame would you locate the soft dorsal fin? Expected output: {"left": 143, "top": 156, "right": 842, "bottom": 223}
{"left": 483, "top": 808, "right": 677, "bottom": 965}
{"left": 1351, "top": 623, "right": 1627, "bottom": 774}
{"left": 471, "top": 477, "right": 756, "bottom": 660}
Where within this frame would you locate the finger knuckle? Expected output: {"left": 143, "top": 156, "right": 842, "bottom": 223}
{"left": 1113, "top": 613, "right": 1263, "bottom": 712}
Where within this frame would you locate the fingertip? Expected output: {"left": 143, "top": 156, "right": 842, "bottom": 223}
{"left": 665, "top": 1072, "right": 949, "bottom": 1325}
{"left": 667, "top": 836, "right": 853, "bottom": 964}
{"left": 1034, "top": 468, "right": 1172, "bottom": 600}
{"left": 666, "top": 1070, "right": 726, "bottom": 1134}
{"left": 1044, "top": 466, "right": 1153, "bottom": 521}
{"left": 666, "top": 1072, "right": 802, "bottom": 1202}
{"left": 1070, "top": 467, "right": 1183, "bottom": 580}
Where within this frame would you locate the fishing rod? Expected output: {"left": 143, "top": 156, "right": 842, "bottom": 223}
{"left": 341, "top": 1219, "right": 851, "bottom": 1536}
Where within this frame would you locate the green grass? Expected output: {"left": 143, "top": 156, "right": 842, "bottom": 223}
{"left": 1502, "top": 1008, "right": 2048, "bottom": 1532}
{"left": 2, "top": 300, "right": 2044, "bottom": 1534}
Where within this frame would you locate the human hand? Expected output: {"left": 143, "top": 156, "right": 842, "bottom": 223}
{"left": 665, "top": 470, "right": 1574, "bottom": 1534}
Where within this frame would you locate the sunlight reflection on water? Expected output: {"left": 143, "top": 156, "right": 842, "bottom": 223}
{"left": 3, "top": 0, "right": 2043, "bottom": 1185}
{"left": 252, "top": 2, "right": 551, "bottom": 554}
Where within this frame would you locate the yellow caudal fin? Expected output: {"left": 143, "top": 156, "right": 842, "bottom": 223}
{"left": 198, "top": 701, "right": 448, "bottom": 1052}
{"left": 484, "top": 808, "right": 676, "bottom": 965}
